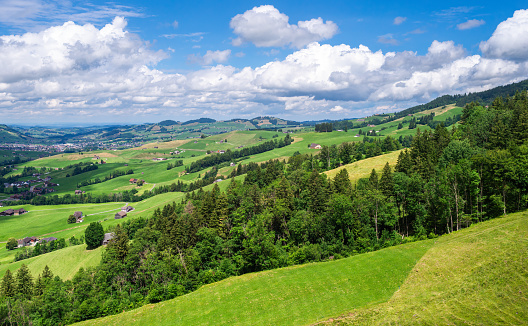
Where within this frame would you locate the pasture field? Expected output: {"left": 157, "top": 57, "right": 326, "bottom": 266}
{"left": 0, "top": 202, "right": 125, "bottom": 242}
{"left": 0, "top": 191, "right": 191, "bottom": 243}
{"left": 0, "top": 244, "right": 103, "bottom": 280}
{"left": 76, "top": 239, "right": 433, "bottom": 326}
{"left": 324, "top": 210, "right": 528, "bottom": 325}
{"left": 324, "top": 150, "right": 402, "bottom": 182}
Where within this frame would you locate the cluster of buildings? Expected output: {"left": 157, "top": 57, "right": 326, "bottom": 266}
{"left": 16, "top": 236, "right": 57, "bottom": 248}
{"left": 115, "top": 206, "right": 134, "bottom": 219}
{"left": 4, "top": 175, "right": 57, "bottom": 189}
{"left": 0, "top": 208, "right": 28, "bottom": 216}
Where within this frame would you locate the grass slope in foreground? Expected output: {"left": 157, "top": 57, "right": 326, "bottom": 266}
{"left": 76, "top": 240, "right": 433, "bottom": 325}
{"left": 324, "top": 210, "right": 528, "bottom": 325}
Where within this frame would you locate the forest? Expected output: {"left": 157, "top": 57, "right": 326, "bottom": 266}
{"left": 1, "top": 92, "right": 528, "bottom": 325}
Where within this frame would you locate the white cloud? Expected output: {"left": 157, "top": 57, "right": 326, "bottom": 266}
{"left": 393, "top": 16, "right": 407, "bottom": 25}
{"left": 230, "top": 5, "right": 338, "bottom": 48}
{"left": 188, "top": 50, "right": 231, "bottom": 65}
{"left": 172, "top": 20, "right": 179, "bottom": 28}
{"left": 480, "top": 9, "right": 528, "bottom": 61}
{"left": 457, "top": 19, "right": 485, "bottom": 30}
{"left": 1, "top": 14, "right": 528, "bottom": 123}
{"left": 330, "top": 105, "right": 346, "bottom": 112}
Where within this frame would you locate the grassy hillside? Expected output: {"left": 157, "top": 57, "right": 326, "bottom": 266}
{"left": 0, "top": 244, "right": 103, "bottom": 280}
{"left": 75, "top": 240, "right": 433, "bottom": 326}
{"left": 323, "top": 210, "right": 528, "bottom": 325}
{"left": 324, "top": 150, "right": 401, "bottom": 182}
{"left": 74, "top": 210, "right": 527, "bottom": 326}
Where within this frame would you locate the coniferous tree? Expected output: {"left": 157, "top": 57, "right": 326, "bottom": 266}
{"left": 16, "top": 264, "right": 33, "bottom": 299}
{"left": 333, "top": 169, "right": 352, "bottom": 196}
{"left": 1, "top": 269, "right": 16, "bottom": 298}
{"left": 42, "top": 265, "right": 53, "bottom": 281}
{"left": 106, "top": 225, "right": 129, "bottom": 263}
{"left": 379, "top": 163, "right": 394, "bottom": 197}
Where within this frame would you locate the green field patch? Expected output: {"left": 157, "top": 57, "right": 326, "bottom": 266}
{"left": 0, "top": 202, "right": 125, "bottom": 241}
{"left": 0, "top": 244, "right": 103, "bottom": 281}
{"left": 324, "top": 150, "right": 402, "bottom": 182}
{"left": 325, "top": 210, "right": 528, "bottom": 325}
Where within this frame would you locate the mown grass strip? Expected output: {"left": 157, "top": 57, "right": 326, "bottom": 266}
{"left": 322, "top": 211, "right": 528, "bottom": 325}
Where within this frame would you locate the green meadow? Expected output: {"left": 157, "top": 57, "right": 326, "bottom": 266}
{"left": 325, "top": 210, "right": 528, "bottom": 325}
{"left": 324, "top": 150, "right": 402, "bottom": 182}
{"left": 0, "top": 244, "right": 103, "bottom": 281}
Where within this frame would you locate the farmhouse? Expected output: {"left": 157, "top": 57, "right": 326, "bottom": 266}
{"left": 0, "top": 209, "right": 15, "bottom": 216}
{"left": 14, "top": 208, "right": 27, "bottom": 215}
{"left": 73, "top": 211, "right": 82, "bottom": 220}
{"left": 309, "top": 143, "right": 322, "bottom": 149}
{"left": 102, "top": 233, "right": 114, "bottom": 245}
{"left": 18, "top": 236, "right": 38, "bottom": 247}
{"left": 115, "top": 211, "right": 127, "bottom": 219}
{"left": 130, "top": 178, "right": 138, "bottom": 184}
{"left": 121, "top": 206, "right": 134, "bottom": 212}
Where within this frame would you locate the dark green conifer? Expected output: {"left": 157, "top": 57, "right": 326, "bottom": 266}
{"left": 1, "top": 269, "right": 16, "bottom": 298}
{"left": 16, "top": 264, "right": 33, "bottom": 299}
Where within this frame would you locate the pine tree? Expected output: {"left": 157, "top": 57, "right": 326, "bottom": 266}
{"left": 34, "top": 274, "right": 44, "bottom": 296}
{"left": 369, "top": 169, "right": 379, "bottom": 190}
{"left": 107, "top": 224, "right": 129, "bottom": 263}
{"left": 1, "top": 269, "right": 15, "bottom": 298}
{"left": 42, "top": 265, "right": 53, "bottom": 281}
{"left": 16, "top": 264, "right": 33, "bottom": 299}
{"left": 333, "top": 169, "right": 352, "bottom": 196}
{"left": 379, "top": 162, "right": 394, "bottom": 197}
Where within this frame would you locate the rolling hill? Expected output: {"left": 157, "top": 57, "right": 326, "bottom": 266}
{"left": 74, "top": 210, "right": 528, "bottom": 325}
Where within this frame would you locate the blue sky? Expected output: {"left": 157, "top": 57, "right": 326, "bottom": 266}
{"left": 0, "top": 0, "right": 527, "bottom": 124}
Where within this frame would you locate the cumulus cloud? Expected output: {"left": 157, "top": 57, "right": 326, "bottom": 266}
{"left": 457, "top": 19, "right": 485, "bottom": 30}
{"left": 1, "top": 13, "right": 528, "bottom": 123}
{"left": 0, "top": 17, "right": 166, "bottom": 83}
{"left": 188, "top": 50, "right": 231, "bottom": 65}
{"left": 480, "top": 9, "right": 528, "bottom": 61}
{"left": 230, "top": 5, "right": 338, "bottom": 48}
{"left": 393, "top": 16, "right": 407, "bottom": 25}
